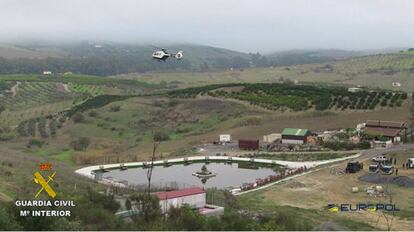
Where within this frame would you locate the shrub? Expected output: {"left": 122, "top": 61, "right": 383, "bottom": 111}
{"left": 88, "top": 110, "right": 98, "bottom": 117}
{"left": 49, "top": 119, "right": 57, "bottom": 137}
{"left": 0, "top": 131, "right": 15, "bottom": 141}
{"left": 27, "top": 119, "right": 36, "bottom": 137}
{"left": 357, "top": 141, "right": 371, "bottom": 149}
{"left": 167, "top": 99, "right": 179, "bottom": 107}
{"left": 72, "top": 113, "right": 85, "bottom": 123}
{"left": 28, "top": 139, "right": 45, "bottom": 148}
{"left": 153, "top": 131, "right": 170, "bottom": 142}
{"left": 70, "top": 137, "right": 90, "bottom": 151}
{"left": 37, "top": 118, "right": 48, "bottom": 138}
{"left": 17, "top": 121, "right": 28, "bottom": 137}
{"left": 109, "top": 105, "right": 121, "bottom": 112}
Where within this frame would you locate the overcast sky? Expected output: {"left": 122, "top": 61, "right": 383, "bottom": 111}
{"left": 1, "top": 0, "right": 413, "bottom": 52}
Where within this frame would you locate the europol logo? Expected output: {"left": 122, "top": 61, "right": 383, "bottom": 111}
{"left": 33, "top": 162, "right": 57, "bottom": 198}
{"left": 328, "top": 203, "right": 399, "bottom": 213}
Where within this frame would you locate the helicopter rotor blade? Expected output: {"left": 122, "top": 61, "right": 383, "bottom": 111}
{"left": 149, "top": 45, "right": 163, "bottom": 50}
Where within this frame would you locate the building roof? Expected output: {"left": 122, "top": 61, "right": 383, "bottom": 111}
{"left": 365, "top": 127, "right": 402, "bottom": 137}
{"left": 365, "top": 120, "right": 406, "bottom": 129}
{"left": 154, "top": 187, "right": 205, "bottom": 200}
{"left": 282, "top": 128, "right": 308, "bottom": 136}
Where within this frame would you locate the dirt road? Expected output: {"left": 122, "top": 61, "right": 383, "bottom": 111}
{"left": 10, "top": 81, "right": 21, "bottom": 96}
{"left": 258, "top": 143, "right": 414, "bottom": 230}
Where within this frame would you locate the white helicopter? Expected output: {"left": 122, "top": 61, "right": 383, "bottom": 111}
{"left": 152, "top": 47, "right": 183, "bottom": 62}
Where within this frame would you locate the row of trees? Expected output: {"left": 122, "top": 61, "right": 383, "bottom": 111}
{"left": 323, "top": 141, "right": 371, "bottom": 151}
{"left": 17, "top": 117, "right": 61, "bottom": 138}
{"left": 173, "top": 83, "right": 408, "bottom": 111}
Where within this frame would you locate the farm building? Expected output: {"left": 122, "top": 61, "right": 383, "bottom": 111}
{"left": 363, "top": 120, "right": 407, "bottom": 143}
{"left": 154, "top": 187, "right": 224, "bottom": 216}
{"left": 219, "top": 134, "right": 231, "bottom": 143}
{"left": 263, "top": 133, "right": 281, "bottom": 143}
{"left": 43, "top": 71, "right": 52, "bottom": 75}
{"left": 238, "top": 139, "right": 259, "bottom": 150}
{"left": 392, "top": 82, "right": 401, "bottom": 87}
{"left": 281, "top": 128, "right": 311, "bottom": 145}
{"left": 348, "top": 87, "right": 363, "bottom": 93}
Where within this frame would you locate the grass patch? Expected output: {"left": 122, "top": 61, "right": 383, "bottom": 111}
{"left": 27, "top": 147, "right": 75, "bottom": 166}
{"left": 237, "top": 189, "right": 376, "bottom": 230}
{"left": 53, "top": 150, "right": 75, "bottom": 166}
{"left": 175, "top": 114, "right": 225, "bottom": 137}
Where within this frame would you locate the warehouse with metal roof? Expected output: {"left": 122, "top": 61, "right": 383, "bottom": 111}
{"left": 281, "top": 128, "right": 311, "bottom": 145}
{"left": 364, "top": 120, "right": 407, "bottom": 143}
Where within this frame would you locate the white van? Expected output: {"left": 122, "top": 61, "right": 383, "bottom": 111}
{"left": 408, "top": 158, "right": 414, "bottom": 168}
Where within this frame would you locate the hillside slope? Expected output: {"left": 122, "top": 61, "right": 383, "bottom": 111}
{"left": 0, "top": 44, "right": 67, "bottom": 59}
{"left": 0, "top": 42, "right": 252, "bottom": 75}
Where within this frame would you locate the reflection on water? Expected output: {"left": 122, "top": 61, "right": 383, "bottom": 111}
{"left": 102, "top": 162, "right": 277, "bottom": 189}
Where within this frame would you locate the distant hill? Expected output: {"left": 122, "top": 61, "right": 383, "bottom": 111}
{"left": 266, "top": 49, "right": 365, "bottom": 66}
{"left": 0, "top": 42, "right": 252, "bottom": 75}
{"left": 330, "top": 52, "right": 414, "bottom": 74}
{"left": 0, "top": 42, "right": 406, "bottom": 76}
{"left": 0, "top": 44, "right": 67, "bottom": 59}
{"left": 265, "top": 48, "right": 410, "bottom": 67}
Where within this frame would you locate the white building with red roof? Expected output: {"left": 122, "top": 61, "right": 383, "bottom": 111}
{"left": 154, "top": 187, "right": 224, "bottom": 216}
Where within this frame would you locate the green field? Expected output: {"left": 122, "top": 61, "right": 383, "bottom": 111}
{"left": 69, "top": 83, "right": 103, "bottom": 96}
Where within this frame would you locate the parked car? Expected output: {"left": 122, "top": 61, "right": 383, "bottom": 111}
{"left": 379, "top": 164, "right": 394, "bottom": 175}
{"left": 345, "top": 161, "right": 363, "bottom": 173}
{"left": 369, "top": 163, "right": 379, "bottom": 173}
{"left": 372, "top": 155, "right": 388, "bottom": 162}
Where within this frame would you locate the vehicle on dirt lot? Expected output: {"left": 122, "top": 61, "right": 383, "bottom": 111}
{"left": 345, "top": 161, "right": 363, "bottom": 173}
{"left": 369, "top": 163, "right": 379, "bottom": 173}
{"left": 379, "top": 163, "right": 394, "bottom": 175}
{"left": 238, "top": 139, "right": 259, "bottom": 150}
{"left": 372, "top": 155, "right": 388, "bottom": 162}
{"left": 408, "top": 158, "right": 414, "bottom": 168}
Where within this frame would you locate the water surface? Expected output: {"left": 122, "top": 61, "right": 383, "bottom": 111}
{"left": 102, "top": 162, "right": 278, "bottom": 189}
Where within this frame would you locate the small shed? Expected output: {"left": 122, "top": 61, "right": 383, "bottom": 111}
{"left": 155, "top": 187, "right": 206, "bottom": 214}
{"left": 219, "top": 134, "right": 231, "bottom": 143}
{"left": 154, "top": 187, "right": 224, "bottom": 216}
{"left": 263, "top": 133, "right": 281, "bottom": 143}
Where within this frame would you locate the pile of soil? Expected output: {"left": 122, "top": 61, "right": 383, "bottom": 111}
{"left": 358, "top": 173, "right": 414, "bottom": 188}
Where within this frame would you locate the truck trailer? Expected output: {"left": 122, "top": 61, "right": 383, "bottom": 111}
{"left": 238, "top": 139, "right": 259, "bottom": 150}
